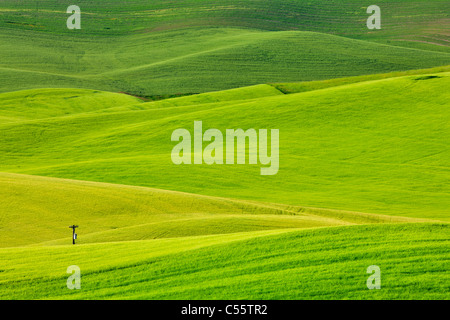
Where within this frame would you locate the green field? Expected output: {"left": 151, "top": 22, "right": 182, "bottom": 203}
{"left": 0, "top": 0, "right": 449, "bottom": 300}
{"left": 1, "top": 172, "right": 422, "bottom": 248}
{"left": 1, "top": 223, "right": 448, "bottom": 299}
{"left": 1, "top": 70, "right": 449, "bottom": 299}
{"left": 0, "top": 0, "right": 449, "bottom": 95}
{"left": 1, "top": 28, "right": 449, "bottom": 96}
{"left": 1, "top": 72, "right": 449, "bottom": 219}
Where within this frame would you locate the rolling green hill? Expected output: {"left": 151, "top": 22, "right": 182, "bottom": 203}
{"left": 1, "top": 71, "right": 448, "bottom": 220}
{"left": 0, "top": 69, "right": 448, "bottom": 300}
{"left": 1, "top": 28, "right": 449, "bottom": 95}
{"left": 1, "top": 0, "right": 448, "bottom": 47}
{"left": 1, "top": 0, "right": 449, "bottom": 95}
{"left": 0, "top": 1, "right": 448, "bottom": 300}
{"left": 0, "top": 172, "right": 420, "bottom": 248}
{"left": 0, "top": 223, "right": 448, "bottom": 299}
{"left": 271, "top": 65, "right": 450, "bottom": 94}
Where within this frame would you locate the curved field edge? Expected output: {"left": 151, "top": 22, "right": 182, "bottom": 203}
{"left": 270, "top": 65, "right": 450, "bottom": 95}
{"left": 0, "top": 223, "right": 448, "bottom": 300}
{"left": 1, "top": 72, "right": 448, "bottom": 220}
{"left": 0, "top": 28, "right": 449, "bottom": 95}
{"left": 1, "top": 0, "right": 448, "bottom": 54}
{"left": 1, "top": 66, "right": 449, "bottom": 119}
{"left": 0, "top": 172, "right": 423, "bottom": 248}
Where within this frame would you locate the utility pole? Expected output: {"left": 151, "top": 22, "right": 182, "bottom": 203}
{"left": 69, "top": 225, "right": 78, "bottom": 245}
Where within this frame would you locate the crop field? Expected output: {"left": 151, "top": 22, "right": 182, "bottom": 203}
{"left": 0, "top": 0, "right": 448, "bottom": 301}
{"left": 1, "top": 72, "right": 449, "bottom": 219}
{"left": 1, "top": 223, "right": 448, "bottom": 300}
{"left": 0, "top": 0, "right": 449, "bottom": 95}
{"left": 1, "top": 28, "right": 449, "bottom": 96}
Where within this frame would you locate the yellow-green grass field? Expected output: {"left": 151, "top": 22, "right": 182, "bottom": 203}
{"left": 1, "top": 222, "right": 448, "bottom": 299}
{"left": 0, "top": 67, "right": 449, "bottom": 299}
{"left": 1, "top": 0, "right": 449, "bottom": 301}
{"left": 1, "top": 70, "right": 448, "bottom": 220}
{"left": 0, "top": 172, "right": 421, "bottom": 248}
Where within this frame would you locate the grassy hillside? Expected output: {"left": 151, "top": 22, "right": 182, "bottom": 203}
{"left": 1, "top": 1, "right": 448, "bottom": 95}
{"left": 1, "top": 71, "right": 448, "bottom": 220}
{"left": 1, "top": 28, "right": 449, "bottom": 95}
{"left": 271, "top": 65, "right": 450, "bottom": 94}
{"left": 0, "top": 88, "right": 142, "bottom": 122}
{"left": 0, "top": 223, "right": 448, "bottom": 299}
{"left": 1, "top": 0, "right": 448, "bottom": 48}
{"left": 0, "top": 172, "right": 420, "bottom": 248}
{"left": 0, "top": 1, "right": 448, "bottom": 301}
{"left": 2, "top": 172, "right": 440, "bottom": 301}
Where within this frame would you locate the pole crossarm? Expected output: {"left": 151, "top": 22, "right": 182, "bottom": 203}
{"left": 69, "top": 225, "right": 79, "bottom": 244}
